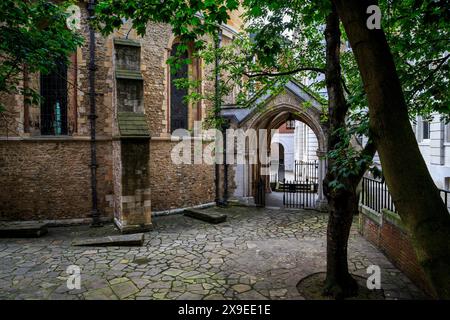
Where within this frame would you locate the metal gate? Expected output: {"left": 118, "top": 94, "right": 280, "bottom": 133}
{"left": 294, "top": 160, "right": 318, "bottom": 183}
{"left": 254, "top": 177, "right": 266, "bottom": 207}
{"left": 282, "top": 178, "right": 318, "bottom": 209}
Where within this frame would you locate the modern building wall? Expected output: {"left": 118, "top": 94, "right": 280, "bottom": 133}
{"left": 270, "top": 120, "right": 320, "bottom": 180}
{"left": 271, "top": 132, "right": 295, "bottom": 171}
{"left": 415, "top": 114, "right": 450, "bottom": 190}
{"left": 294, "top": 121, "right": 318, "bottom": 162}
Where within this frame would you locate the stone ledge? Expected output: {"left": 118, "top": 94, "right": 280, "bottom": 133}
{"left": 152, "top": 202, "right": 215, "bottom": 217}
{"left": 72, "top": 233, "right": 144, "bottom": 246}
{"left": 382, "top": 208, "right": 407, "bottom": 232}
{"left": 0, "top": 136, "right": 113, "bottom": 141}
{"left": 184, "top": 209, "right": 227, "bottom": 224}
{"left": 359, "top": 204, "right": 382, "bottom": 225}
{"left": 0, "top": 222, "right": 48, "bottom": 238}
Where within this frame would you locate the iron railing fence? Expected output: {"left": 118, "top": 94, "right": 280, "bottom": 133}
{"left": 282, "top": 178, "right": 317, "bottom": 209}
{"left": 294, "top": 160, "right": 318, "bottom": 183}
{"left": 361, "top": 177, "right": 450, "bottom": 214}
{"left": 361, "top": 177, "right": 396, "bottom": 213}
{"left": 441, "top": 188, "right": 450, "bottom": 212}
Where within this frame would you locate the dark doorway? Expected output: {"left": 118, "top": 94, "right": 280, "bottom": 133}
{"left": 277, "top": 143, "right": 285, "bottom": 181}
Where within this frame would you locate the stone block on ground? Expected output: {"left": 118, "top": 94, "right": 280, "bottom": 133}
{"left": 184, "top": 209, "right": 227, "bottom": 224}
{"left": 72, "top": 233, "right": 144, "bottom": 247}
{"left": 0, "top": 222, "right": 48, "bottom": 238}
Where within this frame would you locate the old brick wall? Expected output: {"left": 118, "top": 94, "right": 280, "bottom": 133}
{"left": 0, "top": 140, "right": 114, "bottom": 220}
{"left": 0, "top": 3, "right": 241, "bottom": 220}
{"left": 150, "top": 138, "right": 217, "bottom": 211}
{"left": 359, "top": 210, "right": 436, "bottom": 297}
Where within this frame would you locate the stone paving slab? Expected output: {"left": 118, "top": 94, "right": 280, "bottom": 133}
{"left": 184, "top": 209, "right": 227, "bottom": 224}
{"left": 0, "top": 222, "right": 48, "bottom": 238}
{"left": 72, "top": 233, "right": 144, "bottom": 246}
{"left": 0, "top": 207, "right": 427, "bottom": 300}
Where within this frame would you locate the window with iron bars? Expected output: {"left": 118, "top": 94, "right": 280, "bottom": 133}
{"left": 40, "top": 60, "right": 68, "bottom": 135}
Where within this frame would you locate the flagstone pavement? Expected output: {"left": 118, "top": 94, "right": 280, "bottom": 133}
{"left": 0, "top": 206, "right": 427, "bottom": 300}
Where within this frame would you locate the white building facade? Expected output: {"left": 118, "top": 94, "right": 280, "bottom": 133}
{"left": 415, "top": 115, "right": 450, "bottom": 190}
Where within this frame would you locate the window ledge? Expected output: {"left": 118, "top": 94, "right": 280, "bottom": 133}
{"left": 0, "top": 135, "right": 112, "bottom": 141}
{"left": 115, "top": 69, "right": 143, "bottom": 80}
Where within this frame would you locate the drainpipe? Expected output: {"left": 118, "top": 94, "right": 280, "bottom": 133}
{"left": 223, "top": 119, "right": 229, "bottom": 205}
{"left": 87, "top": 0, "right": 102, "bottom": 227}
{"left": 214, "top": 28, "right": 222, "bottom": 206}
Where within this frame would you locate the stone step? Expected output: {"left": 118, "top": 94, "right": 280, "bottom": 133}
{"left": 72, "top": 233, "right": 144, "bottom": 247}
{"left": 0, "top": 222, "right": 48, "bottom": 238}
{"left": 184, "top": 209, "right": 227, "bottom": 224}
{"left": 227, "top": 200, "right": 243, "bottom": 207}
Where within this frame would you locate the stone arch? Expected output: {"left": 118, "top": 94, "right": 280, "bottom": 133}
{"left": 246, "top": 103, "right": 326, "bottom": 152}
{"left": 231, "top": 90, "right": 328, "bottom": 209}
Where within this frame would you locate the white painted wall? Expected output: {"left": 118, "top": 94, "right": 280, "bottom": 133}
{"left": 294, "top": 121, "right": 318, "bottom": 162}
{"left": 373, "top": 114, "right": 450, "bottom": 190}
{"left": 418, "top": 114, "right": 450, "bottom": 190}
{"left": 270, "top": 121, "right": 319, "bottom": 181}
{"left": 271, "top": 132, "right": 295, "bottom": 171}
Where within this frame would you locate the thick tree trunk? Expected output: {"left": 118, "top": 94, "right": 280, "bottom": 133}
{"left": 322, "top": 4, "right": 359, "bottom": 299}
{"left": 333, "top": 0, "right": 450, "bottom": 298}
{"left": 323, "top": 180, "right": 359, "bottom": 298}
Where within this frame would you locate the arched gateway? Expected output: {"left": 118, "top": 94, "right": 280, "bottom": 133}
{"left": 222, "top": 80, "right": 328, "bottom": 210}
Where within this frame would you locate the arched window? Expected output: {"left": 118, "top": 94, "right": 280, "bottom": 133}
{"left": 40, "top": 59, "right": 68, "bottom": 135}
{"left": 170, "top": 43, "right": 189, "bottom": 133}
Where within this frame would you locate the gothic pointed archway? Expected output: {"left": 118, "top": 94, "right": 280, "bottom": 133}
{"left": 224, "top": 80, "right": 327, "bottom": 209}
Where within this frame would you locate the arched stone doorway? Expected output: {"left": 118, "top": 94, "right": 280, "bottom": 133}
{"left": 225, "top": 81, "right": 327, "bottom": 209}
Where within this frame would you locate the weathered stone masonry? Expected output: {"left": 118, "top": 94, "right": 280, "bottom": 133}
{"left": 0, "top": 1, "right": 239, "bottom": 228}
{"left": 0, "top": 139, "right": 114, "bottom": 220}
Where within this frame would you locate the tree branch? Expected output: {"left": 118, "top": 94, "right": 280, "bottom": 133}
{"left": 341, "top": 77, "right": 351, "bottom": 95}
{"left": 407, "top": 53, "right": 449, "bottom": 101}
{"left": 243, "top": 66, "right": 325, "bottom": 78}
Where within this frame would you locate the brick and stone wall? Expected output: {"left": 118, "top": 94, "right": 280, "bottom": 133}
{"left": 0, "top": 2, "right": 240, "bottom": 222}
{"left": 358, "top": 205, "right": 436, "bottom": 297}
{"left": 149, "top": 138, "right": 217, "bottom": 211}
{"left": 115, "top": 138, "right": 152, "bottom": 231}
{"left": 0, "top": 140, "right": 114, "bottom": 220}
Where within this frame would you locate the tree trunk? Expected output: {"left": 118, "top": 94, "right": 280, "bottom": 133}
{"left": 333, "top": 0, "right": 450, "bottom": 298}
{"left": 323, "top": 180, "right": 360, "bottom": 298}
{"left": 322, "top": 4, "right": 359, "bottom": 299}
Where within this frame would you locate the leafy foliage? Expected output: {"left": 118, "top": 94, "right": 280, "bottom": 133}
{"left": 0, "top": 0, "right": 83, "bottom": 112}
{"left": 94, "top": 0, "right": 449, "bottom": 185}
{"left": 344, "top": 0, "right": 450, "bottom": 121}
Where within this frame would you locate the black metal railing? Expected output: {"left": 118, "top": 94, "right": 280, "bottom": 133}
{"left": 361, "top": 177, "right": 396, "bottom": 213}
{"left": 282, "top": 178, "right": 317, "bottom": 209}
{"left": 294, "top": 160, "right": 318, "bottom": 183}
{"left": 362, "top": 177, "right": 450, "bottom": 214}
{"left": 441, "top": 189, "right": 450, "bottom": 212}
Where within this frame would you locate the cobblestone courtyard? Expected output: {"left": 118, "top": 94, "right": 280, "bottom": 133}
{"left": 0, "top": 207, "right": 426, "bottom": 300}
